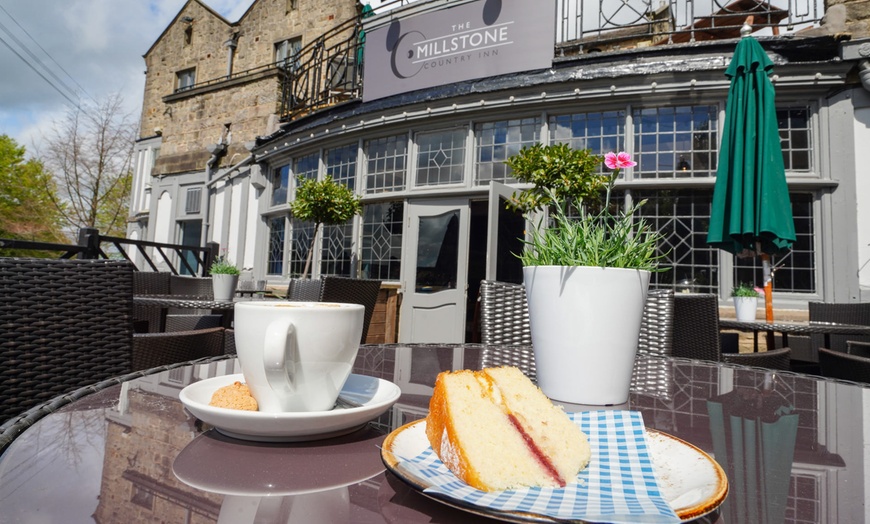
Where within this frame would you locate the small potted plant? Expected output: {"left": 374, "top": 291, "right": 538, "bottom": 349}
{"left": 209, "top": 255, "right": 241, "bottom": 301}
{"left": 731, "top": 283, "right": 763, "bottom": 322}
{"left": 507, "top": 146, "right": 665, "bottom": 405}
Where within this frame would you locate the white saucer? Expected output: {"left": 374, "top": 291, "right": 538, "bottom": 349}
{"left": 179, "top": 373, "right": 401, "bottom": 442}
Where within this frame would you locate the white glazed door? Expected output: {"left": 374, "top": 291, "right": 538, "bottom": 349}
{"left": 399, "top": 199, "right": 469, "bottom": 343}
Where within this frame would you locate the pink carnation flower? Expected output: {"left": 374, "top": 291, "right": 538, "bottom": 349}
{"left": 604, "top": 151, "right": 637, "bottom": 170}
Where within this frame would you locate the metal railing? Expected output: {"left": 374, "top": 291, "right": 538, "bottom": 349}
{"left": 278, "top": 14, "right": 363, "bottom": 120}
{"left": 0, "top": 228, "right": 219, "bottom": 276}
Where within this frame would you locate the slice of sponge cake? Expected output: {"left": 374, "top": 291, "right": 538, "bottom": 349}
{"left": 426, "top": 366, "right": 590, "bottom": 492}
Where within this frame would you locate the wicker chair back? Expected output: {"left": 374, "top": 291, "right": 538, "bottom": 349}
{"left": 672, "top": 293, "right": 722, "bottom": 362}
{"left": 723, "top": 347, "right": 791, "bottom": 370}
{"left": 319, "top": 276, "right": 382, "bottom": 343}
{"left": 0, "top": 258, "right": 134, "bottom": 424}
{"left": 286, "top": 278, "right": 324, "bottom": 302}
{"left": 131, "top": 327, "right": 229, "bottom": 371}
{"left": 809, "top": 302, "right": 870, "bottom": 352}
{"left": 132, "top": 271, "right": 171, "bottom": 332}
{"left": 819, "top": 347, "right": 870, "bottom": 384}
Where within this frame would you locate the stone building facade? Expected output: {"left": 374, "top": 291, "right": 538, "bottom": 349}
{"left": 128, "top": 0, "right": 359, "bottom": 269}
{"left": 129, "top": 0, "right": 870, "bottom": 344}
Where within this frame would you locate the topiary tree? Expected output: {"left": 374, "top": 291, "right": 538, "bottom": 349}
{"left": 289, "top": 176, "right": 362, "bottom": 279}
{"left": 503, "top": 143, "right": 606, "bottom": 215}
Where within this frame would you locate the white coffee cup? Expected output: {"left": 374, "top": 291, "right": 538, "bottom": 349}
{"left": 234, "top": 301, "right": 364, "bottom": 412}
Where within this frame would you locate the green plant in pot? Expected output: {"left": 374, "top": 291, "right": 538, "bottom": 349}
{"left": 209, "top": 255, "right": 241, "bottom": 301}
{"left": 731, "top": 282, "right": 762, "bottom": 322}
{"left": 506, "top": 145, "right": 664, "bottom": 405}
{"left": 290, "top": 176, "right": 362, "bottom": 279}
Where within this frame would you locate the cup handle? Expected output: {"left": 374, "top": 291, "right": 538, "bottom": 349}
{"left": 263, "top": 319, "right": 297, "bottom": 396}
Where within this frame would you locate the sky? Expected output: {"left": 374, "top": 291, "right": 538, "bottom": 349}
{"left": 0, "top": 0, "right": 255, "bottom": 157}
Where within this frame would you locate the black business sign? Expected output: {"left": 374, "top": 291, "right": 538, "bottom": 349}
{"left": 362, "top": 0, "right": 555, "bottom": 102}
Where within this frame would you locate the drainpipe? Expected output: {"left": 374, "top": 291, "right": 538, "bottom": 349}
{"left": 224, "top": 34, "right": 238, "bottom": 79}
{"left": 202, "top": 143, "right": 227, "bottom": 249}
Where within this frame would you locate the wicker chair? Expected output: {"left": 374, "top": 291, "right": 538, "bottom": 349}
{"left": 672, "top": 293, "right": 722, "bottom": 362}
{"left": 319, "top": 276, "right": 382, "bottom": 343}
{"left": 164, "top": 313, "right": 224, "bottom": 332}
{"left": 723, "top": 347, "right": 792, "bottom": 370}
{"left": 478, "top": 280, "right": 674, "bottom": 354}
{"left": 637, "top": 289, "right": 674, "bottom": 356}
{"left": 846, "top": 340, "right": 870, "bottom": 358}
{"left": 478, "top": 280, "right": 532, "bottom": 346}
{"left": 286, "top": 278, "right": 324, "bottom": 301}
{"left": 809, "top": 302, "right": 870, "bottom": 352}
{"left": 818, "top": 347, "right": 870, "bottom": 384}
{"left": 131, "top": 327, "right": 230, "bottom": 371}
{"left": 0, "top": 258, "right": 134, "bottom": 425}
{"left": 132, "top": 271, "right": 171, "bottom": 333}
{"left": 224, "top": 328, "right": 236, "bottom": 355}
{"left": 169, "top": 275, "right": 214, "bottom": 297}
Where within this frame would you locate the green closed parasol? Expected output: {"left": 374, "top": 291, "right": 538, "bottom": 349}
{"left": 707, "top": 29, "right": 796, "bottom": 322}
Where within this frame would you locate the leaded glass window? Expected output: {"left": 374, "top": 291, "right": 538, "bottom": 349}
{"left": 272, "top": 165, "right": 289, "bottom": 206}
{"left": 293, "top": 153, "right": 319, "bottom": 183}
{"left": 548, "top": 111, "right": 625, "bottom": 154}
{"left": 475, "top": 117, "right": 541, "bottom": 185}
{"left": 267, "top": 217, "right": 286, "bottom": 275}
{"left": 321, "top": 221, "right": 354, "bottom": 276}
{"left": 325, "top": 143, "right": 357, "bottom": 190}
{"left": 415, "top": 128, "right": 466, "bottom": 187}
{"left": 361, "top": 202, "right": 403, "bottom": 280}
{"left": 778, "top": 108, "right": 812, "bottom": 171}
{"left": 631, "top": 189, "right": 720, "bottom": 293}
{"left": 290, "top": 219, "right": 316, "bottom": 278}
{"left": 734, "top": 193, "right": 815, "bottom": 293}
{"left": 633, "top": 106, "right": 718, "bottom": 179}
{"left": 365, "top": 135, "right": 407, "bottom": 194}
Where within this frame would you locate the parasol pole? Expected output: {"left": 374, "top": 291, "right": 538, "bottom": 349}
{"left": 761, "top": 254, "right": 774, "bottom": 322}
{"left": 759, "top": 241, "right": 775, "bottom": 351}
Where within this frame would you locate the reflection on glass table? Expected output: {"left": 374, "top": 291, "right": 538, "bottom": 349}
{"left": 0, "top": 346, "right": 866, "bottom": 523}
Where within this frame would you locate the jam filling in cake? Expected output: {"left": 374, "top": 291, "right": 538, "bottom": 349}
{"left": 425, "top": 366, "right": 591, "bottom": 492}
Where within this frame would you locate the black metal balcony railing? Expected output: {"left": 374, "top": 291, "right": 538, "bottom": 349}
{"left": 177, "top": 0, "right": 823, "bottom": 122}
{"left": 0, "top": 228, "right": 219, "bottom": 276}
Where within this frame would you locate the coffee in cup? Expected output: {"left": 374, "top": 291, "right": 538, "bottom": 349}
{"left": 234, "top": 302, "right": 364, "bottom": 412}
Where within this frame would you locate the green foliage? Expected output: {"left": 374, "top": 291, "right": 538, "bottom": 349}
{"left": 731, "top": 283, "right": 761, "bottom": 297}
{"left": 507, "top": 145, "right": 666, "bottom": 270}
{"left": 289, "top": 176, "right": 363, "bottom": 278}
{"left": 518, "top": 187, "right": 665, "bottom": 271}
{"left": 0, "top": 134, "right": 68, "bottom": 256}
{"left": 290, "top": 176, "right": 363, "bottom": 225}
{"left": 504, "top": 144, "right": 607, "bottom": 214}
{"left": 209, "top": 256, "right": 240, "bottom": 275}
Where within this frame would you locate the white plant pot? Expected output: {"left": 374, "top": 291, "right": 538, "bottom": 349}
{"left": 733, "top": 296, "right": 758, "bottom": 322}
{"left": 523, "top": 265, "right": 650, "bottom": 406}
{"left": 212, "top": 274, "right": 239, "bottom": 301}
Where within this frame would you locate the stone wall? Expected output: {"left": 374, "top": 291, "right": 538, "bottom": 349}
{"left": 140, "top": 0, "right": 358, "bottom": 176}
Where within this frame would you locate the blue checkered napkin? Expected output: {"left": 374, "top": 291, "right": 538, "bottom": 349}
{"left": 397, "top": 410, "right": 680, "bottom": 523}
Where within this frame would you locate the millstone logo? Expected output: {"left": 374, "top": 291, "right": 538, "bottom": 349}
{"left": 363, "top": 0, "right": 555, "bottom": 102}
{"left": 387, "top": 4, "right": 511, "bottom": 79}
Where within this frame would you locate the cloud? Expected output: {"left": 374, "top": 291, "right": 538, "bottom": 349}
{"left": 0, "top": 0, "right": 254, "bottom": 154}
